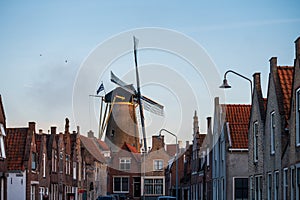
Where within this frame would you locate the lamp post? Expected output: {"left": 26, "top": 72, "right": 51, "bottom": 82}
{"left": 159, "top": 128, "right": 178, "bottom": 200}
{"left": 219, "top": 70, "right": 253, "bottom": 102}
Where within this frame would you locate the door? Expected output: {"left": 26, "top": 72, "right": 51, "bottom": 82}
{"left": 133, "top": 177, "right": 141, "bottom": 198}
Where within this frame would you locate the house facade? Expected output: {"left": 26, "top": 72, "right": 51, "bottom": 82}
{"left": 212, "top": 97, "right": 250, "bottom": 200}
{"left": 0, "top": 96, "right": 7, "bottom": 200}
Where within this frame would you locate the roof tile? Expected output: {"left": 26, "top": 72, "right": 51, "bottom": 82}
{"left": 222, "top": 104, "right": 251, "bottom": 149}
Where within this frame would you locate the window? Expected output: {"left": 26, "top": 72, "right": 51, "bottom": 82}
{"left": 274, "top": 171, "right": 279, "bottom": 200}
{"left": 207, "top": 148, "right": 210, "bottom": 166}
{"left": 267, "top": 173, "right": 272, "bottom": 200}
{"left": 234, "top": 178, "right": 248, "bottom": 200}
{"left": 249, "top": 176, "right": 253, "bottom": 200}
{"left": 253, "top": 122, "right": 258, "bottom": 162}
{"left": 52, "top": 150, "right": 57, "bottom": 172}
{"left": 154, "top": 160, "right": 163, "bottom": 171}
{"left": 73, "top": 161, "right": 77, "bottom": 180}
{"left": 255, "top": 176, "right": 262, "bottom": 200}
{"left": 31, "top": 185, "right": 36, "bottom": 200}
{"left": 113, "top": 177, "right": 129, "bottom": 193}
{"left": 120, "top": 158, "right": 131, "bottom": 171}
{"left": 32, "top": 152, "right": 37, "bottom": 171}
{"left": 291, "top": 167, "right": 295, "bottom": 200}
{"left": 65, "top": 154, "right": 71, "bottom": 175}
{"left": 296, "top": 166, "right": 300, "bottom": 200}
{"left": 283, "top": 168, "right": 288, "bottom": 200}
{"left": 144, "top": 178, "right": 163, "bottom": 195}
{"left": 42, "top": 153, "right": 46, "bottom": 177}
{"left": 0, "top": 123, "right": 6, "bottom": 159}
{"left": 270, "top": 112, "right": 275, "bottom": 154}
{"left": 296, "top": 89, "right": 300, "bottom": 146}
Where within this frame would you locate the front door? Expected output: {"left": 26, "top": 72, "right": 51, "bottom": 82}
{"left": 133, "top": 177, "right": 141, "bottom": 198}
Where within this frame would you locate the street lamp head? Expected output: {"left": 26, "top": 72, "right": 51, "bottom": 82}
{"left": 219, "top": 78, "right": 231, "bottom": 89}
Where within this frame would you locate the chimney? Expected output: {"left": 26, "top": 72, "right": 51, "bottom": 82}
{"left": 206, "top": 117, "right": 212, "bottom": 148}
{"left": 39, "top": 129, "right": 43, "bottom": 134}
{"left": 28, "top": 122, "right": 36, "bottom": 132}
{"left": 88, "top": 130, "right": 94, "bottom": 138}
{"left": 295, "top": 37, "right": 300, "bottom": 59}
{"left": 77, "top": 126, "right": 80, "bottom": 135}
{"left": 152, "top": 135, "right": 164, "bottom": 150}
{"left": 65, "top": 118, "right": 70, "bottom": 134}
{"left": 51, "top": 126, "right": 57, "bottom": 135}
{"left": 269, "top": 57, "right": 277, "bottom": 74}
{"left": 185, "top": 141, "right": 189, "bottom": 149}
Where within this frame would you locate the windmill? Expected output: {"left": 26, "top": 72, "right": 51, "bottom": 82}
{"left": 100, "top": 37, "right": 164, "bottom": 152}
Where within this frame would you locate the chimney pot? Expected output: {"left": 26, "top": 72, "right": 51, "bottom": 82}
{"left": 39, "top": 129, "right": 43, "bottom": 134}
{"left": 51, "top": 127, "right": 57, "bottom": 135}
{"left": 28, "top": 122, "right": 36, "bottom": 132}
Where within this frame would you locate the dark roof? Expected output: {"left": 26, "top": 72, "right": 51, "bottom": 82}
{"left": 105, "top": 85, "right": 136, "bottom": 103}
{"left": 222, "top": 104, "right": 251, "bottom": 149}
{"left": 97, "top": 139, "right": 110, "bottom": 151}
{"left": 80, "top": 135, "right": 106, "bottom": 163}
{"left": 6, "top": 128, "right": 28, "bottom": 171}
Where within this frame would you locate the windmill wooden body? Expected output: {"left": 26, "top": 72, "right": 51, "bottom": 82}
{"left": 104, "top": 85, "right": 141, "bottom": 152}
{"left": 100, "top": 37, "right": 164, "bottom": 152}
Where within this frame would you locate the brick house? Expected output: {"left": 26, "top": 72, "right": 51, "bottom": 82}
{"left": 263, "top": 58, "right": 293, "bottom": 200}
{"left": 6, "top": 122, "right": 39, "bottom": 200}
{"left": 142, "top": 135, "right": 170, "bottom": 199}
{"left": 36, "top": 131, "right": 50, "bottom": 199}
{"left": 283, "top": 37, "right": 300, "bottom": 200}
{"left": 107, "top": 142, "right": 141, "bottom": 199}
{"left": 212, "top": 97, "right": 250, "bottom": 200}
{"left": 79, "top": 131, "right": 107, "bottom": 199}
{"left": 248, "top": 73, "right": 266, "bottom": 200}
{"left": 0, "top": 95, "right": 7, "bottom": 200}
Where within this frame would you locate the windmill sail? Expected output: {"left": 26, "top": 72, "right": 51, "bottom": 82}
{"left": 111, "top": 71, "right": 136, "bottom": 95}
{"left": 141, "top": 96, "right": 164, "bottom": 116}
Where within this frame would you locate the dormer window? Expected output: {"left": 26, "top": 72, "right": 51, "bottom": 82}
{"left": 153, "top": 160, "right": 163, "bottom": 171}
{"left": 0, "top": 123, "right": 6, "bottom": 159}
{"left": 119, "top": 158, "right": 131, "bottom": 171}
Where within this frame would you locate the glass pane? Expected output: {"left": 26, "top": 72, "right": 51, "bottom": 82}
{"left": 114, "top": 177, "right": 121, "bottom": 191}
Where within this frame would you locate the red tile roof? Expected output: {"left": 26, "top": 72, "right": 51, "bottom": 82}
{"left": 122, "top": 142, "right": 138, "bottom": 153}
{"left": 6, "top": 128, "right": 28, "bottom": 171}
{"left": 277, "top": 66, "right": 294, "bottom": 122}
{"left": 222, "top": 104, "right": 251, "bottom": 149}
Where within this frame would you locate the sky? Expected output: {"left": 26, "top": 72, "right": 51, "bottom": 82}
{"left": 0, "top": 1, "right": 300, "bottom": 146}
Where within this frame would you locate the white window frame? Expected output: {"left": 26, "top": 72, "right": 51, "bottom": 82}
{"left": 274, "top": 171, "right": 279, "bottom": 200}
{"left": 296, "top": 88, "right": 300, "bottom": 146}
{"left": 283, "top": 168, "right": 288, "bottom": 200}
{"left": 31, "top": 152, "right": 37, "bottom": 171}
{"left": 267, "top": 172, "right": 272, "bottom": 200}
{"left": 249, "top": 176, "right": 253, "bottom": 200}
{"left": 73, "top": 161, "right": 77, "bottom": 180}
{"left": 144, "top": 177, "right": 164, "bottom": 195}
{"left": 31, "top": 185, "right": 36, "bottom": 200}
{"left": 0, "top": 123, "right": 6, "bottom": 159}
{"left": 42, "top": 153, "right": 46, "bottom": 177}
{"left": 270, "top": 111, "right": 275, "bottom": 155}
{"left": 291, "top": 166, "right": 295, "bottom": 200}
{"left": 253, "top": 121, "right": 258, "bottom": 163}
{"left": 153, "top": 160, "right": 163, "bottom": 171}
{"left": 113, "top": 176, "right": 129, "bottom": 193}
{"left": 119, "top": 158, "right": 131, "bottom": 171}
{"left": 206, "top": 147, "right": 210, "bottom": 166}
{"left": 296, "top": 164, "right": 300, "bottom": 200}
{"left": 255, "top": 175, "right": 262, "bottom": 200}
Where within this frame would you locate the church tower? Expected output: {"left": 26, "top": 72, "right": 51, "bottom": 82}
{"left": 104, "top": 86, "right": 140, "bottom": 152}
{"left": 193, "top": 110, "right": 199, "bottom": 136}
